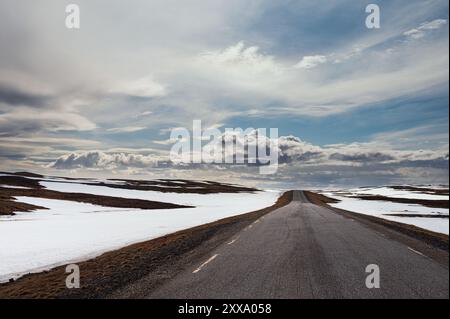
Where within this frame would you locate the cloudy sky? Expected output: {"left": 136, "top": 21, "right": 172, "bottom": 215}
{"left": 0, "top": 0, "right": 448, "bottom": 188}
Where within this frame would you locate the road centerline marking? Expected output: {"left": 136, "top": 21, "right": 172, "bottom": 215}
{"left": 193, "top": 254, "right": 219, "bottom": 274}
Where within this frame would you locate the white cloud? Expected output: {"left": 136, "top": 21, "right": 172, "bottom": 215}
{"left": 278, "top": 137, "right": 448, "bottom": 165}
{"left": 111, "top": 76, "right": 167, "bottom": 98}
{"left": 106, "top": 126, "right": 146, "bottom": 133}
{"left": 293, "top": 55, "right": 328, "bottom": 69}
{"left": 404, "top": 19, "right": 448, "bottom": 39}
{"left": 51, "top": 134, "right": 448, "bottom": 171}
{"left": 197, "top": 41, "right": 283, "bottom": 89}
{"left": 1, "top": 3, "right": 448, "bottom": 128}
{"left": 51, "top": 151, "right": 162, "bottom": 170}
{"left": 46, "top": 132, "right": 448, "bottom": 188}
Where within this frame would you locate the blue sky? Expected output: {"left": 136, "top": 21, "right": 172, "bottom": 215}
{"left": 0, "top": 0, "right": 448, "bottom": 187}
{"left": 229, "top": 86, "right": 449, "bottom": 146}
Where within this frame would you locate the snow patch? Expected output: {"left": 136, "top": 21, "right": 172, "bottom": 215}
{"left": 0, "top": 188, "right": 279, "bottom": 282}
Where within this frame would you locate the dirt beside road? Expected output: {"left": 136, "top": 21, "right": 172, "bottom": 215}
{"left": 0, "top": 191, "right": 292, "bottom": 299}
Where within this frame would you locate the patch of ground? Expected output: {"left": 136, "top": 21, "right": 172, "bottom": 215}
{"left": 0, "top": 191, "right": 292, "bottom": 299}
{"left": 305, "top": 192, "right": 340, "bottom": 204}
{"left": 1, "top": 172, "right": 259, "bottom": 194}
{"left": 305, "top": 191, "right": 449, "bottom": 252}
{"left": 390, "top": 185, "right": 449, "bottom": 196}
{"left": 0, "top": 176, "right": 43, "bottom": 189}
{"left": 0, "top": 172, "right": 44, "bottom": 178}
{"left": 92, "top": 179, "right": 258, "bottom": 194}
{"left": 0, "top": 194, "right": 47, "bottom": 216}
{"left": 0, "top": 172, "right": 262, "bottom": 215}
{"left": 0, "top": 187, "right": 192, "bottom": 215}
{"left": 351, "top": 195, "right": 449, "bottom": 209}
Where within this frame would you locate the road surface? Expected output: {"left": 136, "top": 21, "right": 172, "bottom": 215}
{"left": 146, "top": 191, "right": 448, "bottom": 298}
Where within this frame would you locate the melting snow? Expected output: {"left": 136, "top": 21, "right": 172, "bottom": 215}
{"left": 0, "top": 183, "right": 279, "bottom": 282}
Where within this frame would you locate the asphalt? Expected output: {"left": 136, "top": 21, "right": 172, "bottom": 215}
{"left": 145, "top": 191, "right": 449, "bottom": 299}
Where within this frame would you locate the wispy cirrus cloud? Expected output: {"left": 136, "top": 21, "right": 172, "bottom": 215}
{"left": 404, "top": 19, "right": 448, "bottom": 39}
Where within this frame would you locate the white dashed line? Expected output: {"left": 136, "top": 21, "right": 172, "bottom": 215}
{"left": 408, "top": 247, "right": 427, "bottom": 258}
{"left": 227, "top": 237, "right": 239, "bottom": 245}
{"left": 193, "top": 254, "right": 219, "bottom": 274}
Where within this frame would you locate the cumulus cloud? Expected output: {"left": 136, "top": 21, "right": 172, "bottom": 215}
{"left": 47, "top": 133, "right": 448, "bottom": 188}
{"left": 51, "top": 151, "right": 163, "bottom": 170}
{"left": 50, "top": 134, "right": 448, "bottom": 172}
{"left": 293, "top": 55, "right": 328, "bottom": 69}
{"left": 278, "top": 137, "right": 448, "bottom": 166}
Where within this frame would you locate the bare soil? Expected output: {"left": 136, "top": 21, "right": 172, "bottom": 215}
{"left": 0, "top": 176, "right": 43, "bottom": 189}
{"left": 390, "top": 185, "right": 449, "bottom": 196}
{"left": 87, "top": 179, "right": 258, "bottom": 194}
{"left": 0, "top": 194, "right": 47, "bottom": 216}
{"left": 0, "top": 187, "right": 192, "bottom": 215}
{"left": 351, "top": 194, "right": 449, "bottom": 209}
{"left": 0, "top": 171, "right": 44, "bottom": 178}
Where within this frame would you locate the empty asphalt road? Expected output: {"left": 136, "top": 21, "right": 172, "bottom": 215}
{"left": 145, "top": 191, "right": 448, "bottom": 298}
